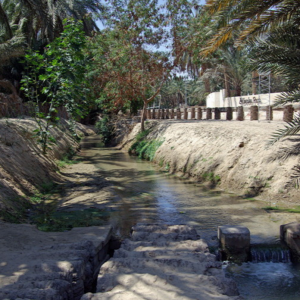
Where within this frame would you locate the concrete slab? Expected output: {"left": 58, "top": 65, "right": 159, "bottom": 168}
{"left": 0, "top": 222, "right": 112, "bottom": 300}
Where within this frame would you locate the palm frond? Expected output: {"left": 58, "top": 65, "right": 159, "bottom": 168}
{"left": 274, "top": 90, "right": 300, "bottom": 106}
{"left": 0, "top": 34, "right": 26, "bottom": 65}
{"left": 269, "top": 113, "right": 300, "bottom": 145}
{"left": 202, "top": 0, "right": 297, "bottom": 55}
{"left": 0, "top": 3, "right": 13, "bottom": 39}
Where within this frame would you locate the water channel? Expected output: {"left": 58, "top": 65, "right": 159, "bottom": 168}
{"left": 81, "top": 136, "right": 300, "bottom": 300}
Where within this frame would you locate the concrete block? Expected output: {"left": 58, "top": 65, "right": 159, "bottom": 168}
{"left": 218, "top": 225, "right": 250, "bottom": 262}
{"left": 280, "top": 222, "right": 300, "bottom": 258}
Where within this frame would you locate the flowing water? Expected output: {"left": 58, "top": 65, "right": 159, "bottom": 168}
{"left": 81, "top": 136, "right": 300, "bottom": 299}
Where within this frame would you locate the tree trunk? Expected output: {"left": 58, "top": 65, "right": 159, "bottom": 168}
{"left": 235, "top": 84, "right": 242, "bottom": 96}
{"left": 224, "top": 71, "right": 230, "bottom": 98}
{"left": 252, "top": 71, "right": 258, "bottom": 95}
{"left": 141, "top": 102, "right": 147, "bottom": 131}
{"left": 201, "top": 63, "right": 211, "bottom": 93}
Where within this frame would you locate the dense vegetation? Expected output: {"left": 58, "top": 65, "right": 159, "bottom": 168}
{"left": 1, "top": 0, "right": 300, "bottom": 136}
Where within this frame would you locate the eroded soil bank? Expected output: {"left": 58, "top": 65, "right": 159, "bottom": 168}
{"left": 0, "top": 118, "right": 95, "bottom": 215}
{"left": 120, "top": 119, "right": 300, "bottom": 207}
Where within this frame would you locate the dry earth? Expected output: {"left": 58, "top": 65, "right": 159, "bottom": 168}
{"left": 0, "top": 118, "right": 95, "bottom": 209}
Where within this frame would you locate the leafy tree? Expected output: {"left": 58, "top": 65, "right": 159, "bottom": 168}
{"left": 21, "top": 19, "right": 91, "bottom": 153}
{"left": 0, "top": 0, "right": 103, "bottom": 82}
{"left": 89, "top": 0, "right": 194, "bottom": 131}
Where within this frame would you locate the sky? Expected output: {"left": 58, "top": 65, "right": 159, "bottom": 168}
{"left": 95, "top": 0, "right": 207, "bottom": 30}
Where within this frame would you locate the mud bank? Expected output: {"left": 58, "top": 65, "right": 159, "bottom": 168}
{"left": 120, "top": 120, "right": 300, "bottom": 206}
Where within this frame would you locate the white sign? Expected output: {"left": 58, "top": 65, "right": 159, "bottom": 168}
{"left": 206, "top": 89, "right": 281, "bottom": 108}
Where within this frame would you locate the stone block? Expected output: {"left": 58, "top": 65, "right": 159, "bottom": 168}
{"left": 280, "top": 222, "right": 300, "bottom": 258}
{"left": 218, "top": 225, "right": 250, "bottom": 262}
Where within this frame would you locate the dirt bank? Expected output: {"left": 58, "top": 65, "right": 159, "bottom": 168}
{"left": 0, "top": 118, "right": 95, "bottom": 215}
{"left": 120, "top": 119, "right": 300, "bottom": 206}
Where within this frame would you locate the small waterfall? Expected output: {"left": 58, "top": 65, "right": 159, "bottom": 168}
{"left": 250, "top": 245, "right": 291, "bottom": 263}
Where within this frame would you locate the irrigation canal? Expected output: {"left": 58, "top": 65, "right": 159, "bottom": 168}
{"left": 81, "top": 136, "right": 300, "bottom": 300}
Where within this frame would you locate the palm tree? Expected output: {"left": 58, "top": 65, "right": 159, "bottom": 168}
{"left": 0, "top": 0, "right": 102, "bottom": 85}
{"left": 203, "top": 0, "right": 300, "bottom": 55}
{"left": 249, "top": 21, "right": 300, "bottom": 143}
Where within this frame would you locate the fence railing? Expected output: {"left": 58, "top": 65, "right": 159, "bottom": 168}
{"left": 139, "top": 105, "right": 297, "bottom": 122}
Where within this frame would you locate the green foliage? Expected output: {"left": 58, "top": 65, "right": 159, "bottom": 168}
{"left": 129, "top": 129, "right": 164, "bottom": 161}
{"left": 202, "top": 172, "right": 221, "bottom": 184}
{"left": 57, "top": 151, "right": 78, "bottom": 168}
{"left": 269, "top": 113, "right": 300, "bottom": 144}
{"left": 263, "top": 206, "right": 280, "bottom": 211}
{"left": 135, "top": 129, "right": 151, "bottom": 142}
{"left": 95, "top": 115, "right": 113, "bottom": 145}
{"left": 263, "top": 206, "right": 300, "bottom": 214}
{"left": 159, "top": 158, "right": 164, "bottom": 167}
{"left": 33, "top": 208, "right": 110, "bottom": 232}
{"left": 165, "top": 162, "right": 170, "bottom": 171}
{"left": 21, "top": 19, "right": 90, "bottom": 154}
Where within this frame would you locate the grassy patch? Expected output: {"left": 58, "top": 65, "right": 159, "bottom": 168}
{"left": 129, "top": 129, "right": 164, "bottom": 161}
{"left": 165, "top": 162, "right": 170, "bottom": 171}
{"left": 263, "top": 205, "right": 300, "bottom": 213}
{"left": 159, "top": 158, "right": 164, "bottom": 167}
{"left": 263, "top": 206, "right": 280, "bottom": 211}
{"left": 286, "top": 206, "right": 300, "bottom": 213}
{"left": 202, "top": 172, "right": 221, "bottom": 184}
{"left": 56, "top": 147, "right": 78, "bottom": 168}
{"left": 33, "top": 208, "right": 110, "bottom": 232}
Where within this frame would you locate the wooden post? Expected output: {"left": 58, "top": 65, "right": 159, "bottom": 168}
{"left": 152, "top": 108, "right": 156, "bottom": 119}
{"left": 214, "top": 108, "right": 221, "bottom": 120}
{"left": 183, "top": 108, "right": 188, "bottom": 120}
{"left": 170, "top": 109, "right": 174, "bottom": 119}
{"left": 283, "top": 105, "right": 294, "bottom": 122}
{"left": 161, "top": 108, "right": 165, "bottom": 119}
{"left": 237, "top": 106, "right": 244, "bottom": 121}
{"left": 266, "top": 105, "right": 273, "bottom": 121}
{"left": 157, "top": 109, "right": 161, "bottom": 119}
{"left": 226, "top": 107, "right": 233, "bottom": 120}
{"left": 197, "top": 107, "right": 202, "bottom": 120}
{"left": 206, "top": 108, "right": 212, "bottom": 120}
{"left": 191, "top": 107, "right": 195, "bottom": 119}
{"left": 250, "top": 105, "right": 259, "bottom": 121}
{"left": 147, "top": 109, "right": 151, "bottom": 120}
{"left": 176, "top": 108, "right": 181, "bottom": 120}
{"left": 165, "top": 108, "right": 169, "bottom": 119}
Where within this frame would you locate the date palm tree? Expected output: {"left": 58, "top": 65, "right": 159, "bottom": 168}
{"left": 0, "top": 0, "right": 102, "bottom": 82}
{"left": 203, "top": 0, "right": 300, "bottom": 55}
{"left": 250, "top": 21, "right": 300, "bottom": 143}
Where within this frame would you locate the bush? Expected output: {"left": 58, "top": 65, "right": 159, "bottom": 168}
{"left": 95, "top": 115, "right": 113, "bottom": 145}
{"left": 129, "top": 129, "right": 164, "bottom": 161}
